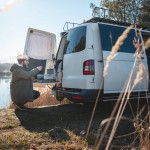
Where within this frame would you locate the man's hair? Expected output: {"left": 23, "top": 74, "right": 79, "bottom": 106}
{"left": 17, "top": 55, "right": 29, "bottom": 64}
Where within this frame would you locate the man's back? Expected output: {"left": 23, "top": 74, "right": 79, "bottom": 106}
{"left": 10, "top": 63, "right": 39, "bottom": 104}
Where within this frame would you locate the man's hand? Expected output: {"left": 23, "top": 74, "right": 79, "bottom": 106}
{"left": 37, "top": 66, "right": 43, "bottom": 71}
{"left": 145, "top": 38, "right": 150, "bottom": 49}
{"left": 32, "top": 77, "right": 37, "bottom": 82}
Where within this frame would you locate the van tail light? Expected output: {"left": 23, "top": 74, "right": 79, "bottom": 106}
{"left": 72, "top": 95, "right": 83, "bottom": 100}
{"left": 83, "top": 60, "right": 95, "bottom": 75}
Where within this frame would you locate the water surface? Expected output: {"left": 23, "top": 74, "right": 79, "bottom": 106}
{"left": 0, "top": 77, "right": 11, "bottom": 109}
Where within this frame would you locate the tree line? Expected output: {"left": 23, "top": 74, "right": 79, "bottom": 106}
{"left": 0, "top": 63, "right": 12, "bottom": 72}
{"left": 91, "top": 0, "right": 150, "bottom": 27}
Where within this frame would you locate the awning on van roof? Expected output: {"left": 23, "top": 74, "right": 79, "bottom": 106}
{"left": 24, "top": 28, "right": 56, "bottom": 60}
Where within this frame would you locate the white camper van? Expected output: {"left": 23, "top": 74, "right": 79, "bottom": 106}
{"left": 24, "top": 18, "right": 150, "bottom": 103}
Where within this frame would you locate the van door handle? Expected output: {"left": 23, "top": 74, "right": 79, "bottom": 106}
{"left": 98, "top": 60, "right": 103, "bottom": 62}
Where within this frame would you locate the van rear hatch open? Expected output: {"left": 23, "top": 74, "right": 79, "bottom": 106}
{"left": 24, "top": 28, "right": 56, "bottom": 75}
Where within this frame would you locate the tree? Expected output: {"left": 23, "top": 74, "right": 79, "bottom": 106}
{"left": 90, "top": 0, "right": 150, "bottom": 28}
{"left": 100, "top": 0, "right": 143, "bottom": 23}
{"left": 140, "top": 0, "right": 150, "bottom": 25}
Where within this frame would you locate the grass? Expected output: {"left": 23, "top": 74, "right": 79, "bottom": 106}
{"left": 91, "top": 26, "right": 150, "bottom": 149}
{"left": 0, "top": 98, "right": 142, "bottom": 149}
{"left": 10, "top": 85, "right": 69, "bottom": 109}
{"left": 2, "top": 29, "right": 150, "bottom": 149}
{"left": 3, "top": 84, "right": 149, "bottom": 149}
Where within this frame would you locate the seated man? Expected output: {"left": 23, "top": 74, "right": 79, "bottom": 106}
{"left": 10, "top": 55, "right": 42, "bottom": 110}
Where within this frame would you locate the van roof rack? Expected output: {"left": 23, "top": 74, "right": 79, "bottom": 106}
{"left": 84, "top": 7, "right": 150, "bottom": 31}
{"left": 63, "top": 22, "right": 80, "bottom": 31}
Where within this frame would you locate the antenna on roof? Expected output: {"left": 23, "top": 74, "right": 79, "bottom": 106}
{"left": 63, "top": 22, "right": 80, "bottom": 31}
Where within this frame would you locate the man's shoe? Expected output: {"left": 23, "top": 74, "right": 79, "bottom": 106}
{"left": 14, "top": 103, "right": 27, "bottom": 110}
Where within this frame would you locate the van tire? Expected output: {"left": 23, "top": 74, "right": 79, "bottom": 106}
{"left": 56, "top": 91, "right": 64, "bottom": 101}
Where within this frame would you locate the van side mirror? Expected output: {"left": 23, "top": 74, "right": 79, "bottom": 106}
{"left": 52, "top": 54, "right": 56, "bottom": 62}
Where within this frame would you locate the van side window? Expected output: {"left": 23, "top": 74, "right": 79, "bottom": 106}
{"left": 65, "top": 26, "right": 86, "bottom": 54}
{"left": 142, "top": 32, "right": 150, "bottom": 61}
{"left": 98, "top": 24, "right": 136, "bottom": 53}
{"left": 56, "top": 35, "right": 67, "bottom": 60}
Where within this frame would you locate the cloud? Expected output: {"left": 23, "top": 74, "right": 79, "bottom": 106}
{"left": 0, "top": 0, "right": 21, "bottom": 14}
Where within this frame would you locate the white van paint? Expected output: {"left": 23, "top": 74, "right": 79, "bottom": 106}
{"left": 56, "top": 22, "right": 149, "bottom": 102}
{"left": 62, "top": 24, "right": 95, "bottom": 89}
{"left": 103, "top": 52, "right": 148, "bottom": 93}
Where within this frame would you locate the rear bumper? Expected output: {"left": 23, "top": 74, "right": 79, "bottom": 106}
{"left": 56, "top": 89, "right": 149, "bottom": 102}
{"left": 60, "top": 89, "right": 102, "bottom": 102}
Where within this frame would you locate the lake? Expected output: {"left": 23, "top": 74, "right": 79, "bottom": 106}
{"left": 0, "top": 77, "right": 11, "bottom": 109}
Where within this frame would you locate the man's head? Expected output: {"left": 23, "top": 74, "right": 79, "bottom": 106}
{"left": 17, "top": 55, "right": 29, "bottom": 68}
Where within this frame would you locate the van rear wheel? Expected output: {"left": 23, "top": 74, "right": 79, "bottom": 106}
{"left": 56, "top": 91, "right": 64, "bottom": 101}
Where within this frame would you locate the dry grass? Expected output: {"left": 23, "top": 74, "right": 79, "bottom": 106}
{"left": 91, "top": 27, "right": 150, "bottom": 149}
{"left": 10, "top": 85, "right": 69, "bottom": 109}
{"left": 103, "top": 25, "right": 134, "bottom": 76}
{"left": 3, "top": 27, "right": 150, "bottom": 149}
{"left": 0, "top": 102, "right": 115, "bottom": 149}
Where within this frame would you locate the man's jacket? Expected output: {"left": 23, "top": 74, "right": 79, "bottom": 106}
{"left": 10, "top": 64, "right": 39, "bottom": 104}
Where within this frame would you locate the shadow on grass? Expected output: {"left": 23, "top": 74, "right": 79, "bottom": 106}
{"left": 14, "top": 103, "right": 114, "bottom": 141}
{"left": 14, "top": 101, "right": 139, "bottom": 146}
{"left": 15, "top": 103, "right": 102, "bottom": 132}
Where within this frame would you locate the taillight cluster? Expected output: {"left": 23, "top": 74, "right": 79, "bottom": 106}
{"left": 83, "top": 60, "right": 95, "bottom": 75}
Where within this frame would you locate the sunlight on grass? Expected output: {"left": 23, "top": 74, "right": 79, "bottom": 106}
{"left": 9, "top": 85, "right": 69, "bottom": 109}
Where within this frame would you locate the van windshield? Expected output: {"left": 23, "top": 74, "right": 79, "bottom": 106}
{"left": 98, "top": 23, "right": 136, "bottom": 53}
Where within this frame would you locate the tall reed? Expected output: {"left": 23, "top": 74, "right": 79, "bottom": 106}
{"left": 103, "top": 25, "right": 134, "bottom": 77}
{"left": 95, "top": 27, "right": 150, "bottom": 149}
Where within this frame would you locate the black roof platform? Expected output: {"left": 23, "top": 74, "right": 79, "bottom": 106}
{"left": 84, "top": 17, "right": 150, "bottom": 31}
{"left": 83, "top": 7, "right": 150, "bottom": 31}
{"left": 62, "top": 8, "right": 150, "bottom": 32}
{"left": 84, "top": 17, "right": 131, "bottom": 26}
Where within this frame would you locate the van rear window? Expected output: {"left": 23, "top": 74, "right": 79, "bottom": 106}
{"left": 65, "top": 26, "right": 86, "bottom": 54}
{"left": 98, "top": 24, "right": 136, "bottom": 53}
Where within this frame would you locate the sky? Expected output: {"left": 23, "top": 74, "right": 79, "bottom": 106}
{"left": 0, "top": 0, "right": 99, "bottom": 62}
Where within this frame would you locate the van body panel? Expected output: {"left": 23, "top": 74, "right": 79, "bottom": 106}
{"left": 63, "top": 50, "right": 95, "bottom": 89}
{"left": 103, "top": 51, "right": 148, "bottom": 93}
{"left": 98, "top": 23, "right": 148, "bottom": 93}
{"left": 92, "top": 23, "right": 104, "bottom": 90}
{"left": 62, "top": 24, "right": 96, "bottom": 89}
